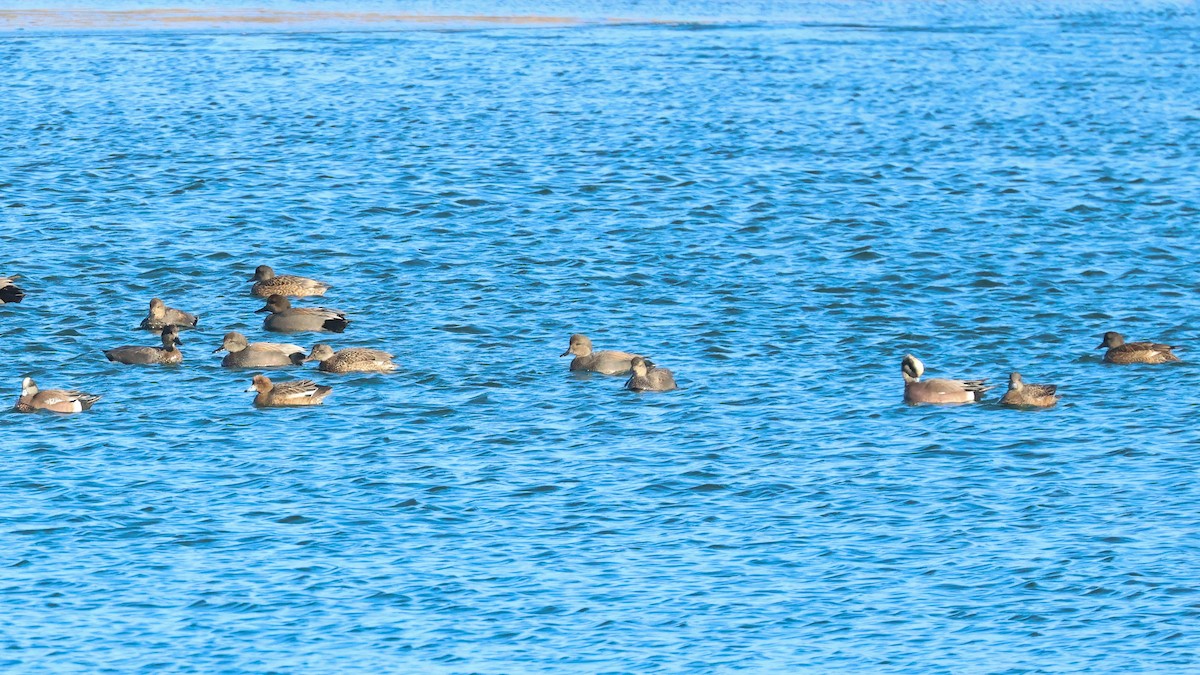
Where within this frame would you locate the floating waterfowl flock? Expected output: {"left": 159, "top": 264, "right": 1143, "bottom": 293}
{"left": 1, "top": 267, "right": 1184, "bottom": 413}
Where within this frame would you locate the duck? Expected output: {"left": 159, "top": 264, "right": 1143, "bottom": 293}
{"left": 249, "top": 265, "right": 331, "bottom": 298}
{"left": 624, "top": 356, "right": 677, "bottom": 392}
{"left": 1097, "top": 331, "right": 1180, "bottom": 364}
{"left": 560, "top": 334, "right": 639, "bottom": 375}
{"left": 213, "top": 331, "right": 305, "bottom": 368}
{"left": 139, "top": 298, "right": 199, "bottom": 331}
{"left": 244, "top": 374, "right": 332, "bottom": 407}
{"left": 901, "top": 354, "right": 990, "bottom": 404}
{"left": 303, "top": 343, "right": 396, "bottom": 373}
{"left": 14, "top": 377, "right": 100, "bottom": 413}
{"left": 999, "top": 372, "right": 1060, "bottom": 407}
{"left": 104, "top": 326, "right": 184, "bottom": 365}
{"left": 256, "top": 294, "right": 349, "bottom": 333}
{"left": 1, "top": 275, "right": 25, "bottom": 304}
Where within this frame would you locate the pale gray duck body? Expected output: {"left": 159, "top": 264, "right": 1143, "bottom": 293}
{"left": 104, "top": 326, "right": 184, "bottom": 365}
{"left": 214, "top": 331, "right": 305, "bottom": 368}
{"left": 256, "top": 294, "right": 349, "bottom": 333}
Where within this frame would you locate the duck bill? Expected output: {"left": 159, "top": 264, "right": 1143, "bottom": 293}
{"left": 244, "top": 385, "right": 258, "bottom": 392}
{"left": 212, "top": 346, "right": 226, "bottom": 354}
{"left": 559, "top": 349, "right": 571, "bottom": 357}
{"left": 254, "top": 306, "right": 270, "bottom": 314}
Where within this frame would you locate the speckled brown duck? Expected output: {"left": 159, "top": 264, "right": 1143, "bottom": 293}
{"left": 1097, "top": 331, "right": 1180, "bottom": 364}
{"left": 901, "top": 354, "right": 991, "bottom": 404}
{"left": 999, "top": 372, "right": 1060, "bottom": 407}
{"left": 244, "top": 374, "right": 332, "bottom": 407}
{"left": 303, "top": 343, "right": 396, "bottom": 373}
{"left": 139, "top": 298, "right": 199, "bottom": 331}
{"left": 14, "top": 377, "right": 100, "bottom": 413}
{"left": 249, "top": 265, "right": 331, "bottom": 298}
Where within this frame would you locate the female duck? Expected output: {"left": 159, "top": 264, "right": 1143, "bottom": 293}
{"left": 245, "top": 374, "right": 332, "bottom": 407}
{"left": 303, "top": 344, "right": 396, "bottom": 373}
{"left": 139, "top": 298, "right": 199, "bottom": 331}
{"left": 999, "top": 372, "right": 1060, "bottom": 407}
{"left": 1097, "top": 331, "right": 1180, "bottom": 364}
{"left": 249, "top": 265, "right": 331, "bottom": 298}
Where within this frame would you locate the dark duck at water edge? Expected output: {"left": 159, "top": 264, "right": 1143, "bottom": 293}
{"left": 1097, "top": 331, "right": 1181, "bottom": 364}
{"left": 0, "top": 275, "right": 25, "bottom": 304}
{"left": 256, "top": 294, "right": 349, "bottom": 333}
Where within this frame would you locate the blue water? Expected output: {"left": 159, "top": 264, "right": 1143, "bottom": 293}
{"left": 2, "top": 1, "right": 1200, "bottom": 671}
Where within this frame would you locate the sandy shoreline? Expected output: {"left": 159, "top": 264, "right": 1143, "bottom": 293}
{"left": 0, "top": 9, "right": 639, "bottom": 32}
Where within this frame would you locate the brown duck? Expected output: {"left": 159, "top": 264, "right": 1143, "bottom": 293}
{"left": 244, "top": 374, "right": 332, "bottom": 407}
{"left": 1000, "top": 372, "right": 1060, "bottom": 407}
{"left": 1097, "top": 331, "right": 1180, "bottom": 364}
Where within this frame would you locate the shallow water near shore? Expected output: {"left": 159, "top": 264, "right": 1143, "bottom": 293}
{"left": 2, "top": 1, "right": 1199, "bottom": 671}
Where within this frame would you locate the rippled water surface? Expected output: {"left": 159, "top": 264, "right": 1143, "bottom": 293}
{"left": 2, "top": 1, "right": 1200, "bottom": 671}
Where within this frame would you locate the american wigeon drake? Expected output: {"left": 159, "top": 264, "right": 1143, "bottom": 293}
{"left": 560, "top": 334, "right": 640, "bottom": 375}
{"left": 213, "top": 332, "right": 305, "bottom": 368}
{"left": 1097, "top": 331, "right": 1181, "bottom": 364}
{"left": 303, "top": 343, "right": 396, "bottom": 373}
{"left": 249, "top": 265, "right": 331, "bottom": 298}
{"left": 104, "top": 326, "right": 184, "bottom": 365}
{"left": 244, "top": 374, "right": 332, "bottom": 407}
{"left": 139, "top": 298, "right": 199, "bottom": 331}
{"left": 14, "top": 377, "right": 100, "bottom": 413}
{"left": 0, "top": 275, "right": 24, "bottom": 304}
{"left": 1000, "top": 372, "right": 1060, "bottom": 407}
{"left": 256, "top": 294, "right": 349, "bottom": 333}
{"left": 901, "top": 354, "right": 991, "bottom": 404}
{"left": 625, "top": 356, "right": 677, "bottom": 392}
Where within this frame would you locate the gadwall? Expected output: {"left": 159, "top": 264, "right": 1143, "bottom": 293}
{"left": 14, "top": 377, "right": 100, "bottom": 413}
{"left": 244, "top": 374, "right": 332, "bottom": 407}
{"left": 249, "top": 265, "right": 331, "bottom": 298}
{"left": 104, "top": 326, "right": 183, "bottom": 365}
{"left": 0, "top": 275, "right": 24, "bottom": 304}
{"left": 560, "top": 334, "right": 639, "bottom": 375}
{"left": 1097, "top": 331, "right": 1181, "bottom": 364}
{"left": 901, "top": 354, "right": 991, "bottom": 404}
{"left": 303, "top": 343, "right": 396, "bottom": 373}
{"left": 999, "top": 372, "right": 1060, "bottom": 407}
{"left": 625, "top": 356, "right": 677, "bottom": 392}
{"left": 256, "top": 294, "right": 349, "bottom": 333}
{"left": 139, "top": 298, "right": 199, "bottom": 331}
{"left": 213, "top": 332, "right": 305, "bottom": 368}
